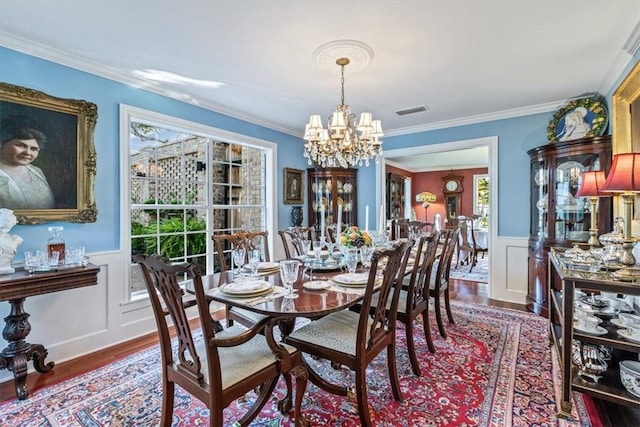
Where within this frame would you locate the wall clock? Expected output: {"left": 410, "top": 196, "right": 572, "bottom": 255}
{"left": 441, "top": 172, "right": 464, "bottom": 226}
{"left": 441, "top": 172, "right": 463, "bottom": 194}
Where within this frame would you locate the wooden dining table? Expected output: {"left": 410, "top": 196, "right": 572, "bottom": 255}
{"left": 194, "top": 263, "right": 371, "bottom": 335}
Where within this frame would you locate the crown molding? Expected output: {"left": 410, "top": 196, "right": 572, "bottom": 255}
{"left": 0, "top": 32, "right": 297, "bottom": 137}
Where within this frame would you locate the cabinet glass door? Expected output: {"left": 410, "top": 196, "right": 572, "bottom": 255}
{"left": 532, "top": 160, "right": 549, "bottom": 238}
{"left": 552, "top": 153, "right": 601, "bottom": 242}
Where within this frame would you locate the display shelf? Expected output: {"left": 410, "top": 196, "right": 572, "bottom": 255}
{"left": 307, "top": 168, "right": 357, "bottom": 232}
{"left": 548, "top": 249, "right": 640, "bottom": 416}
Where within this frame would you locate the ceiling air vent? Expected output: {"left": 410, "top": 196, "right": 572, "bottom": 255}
{"left": 395, "top": 105, "right": 429, "bottom": 116}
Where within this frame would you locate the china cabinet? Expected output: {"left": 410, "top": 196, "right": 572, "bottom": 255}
{"left": 387, "top": 173, "right": 406, "bottom": 219}
{"left": 548, "top": 250, "right": 640, "bottom": 415}
{"left": 527, "top": 135, "right": 612, "bottom": 316}
{"left": 307, "top": 168, "right": 357, "bottom": 232}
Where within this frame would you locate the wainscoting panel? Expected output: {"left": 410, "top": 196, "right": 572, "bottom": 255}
{"left": 489, "top": 236, "right": 528, "bottom": 304}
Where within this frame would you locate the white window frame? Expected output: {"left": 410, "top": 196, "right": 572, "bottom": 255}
{"left": 119, "top": 105, "right": 277, "bottom": 304}
{"left": 473, "top": 173, "right": 490, "bottom": 223}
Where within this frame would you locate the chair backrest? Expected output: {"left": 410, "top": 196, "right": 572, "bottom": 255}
{"left": 358, "top": 241, "right": 411, "bottom": 352}
{"left": 391, "top": 218, "right": 409, "bottom": 240}
{"left": 457, "top": 217, "right": 474, "bottom": 252}
{"left": 407, "top": 221, "right": 432, "bottom": 237}
{"left": 278, "top": 227, "right": 315, "bottom": 258}
{"left": 212, "top": 230, "right": 271, "bottom": 279}
{"left": 135, "top": 254, "right": 216, "bottom": 388}
{"left": 435, "top": 227, "right": 461, "bottom": 290}
{"left": 406, "top": 232, "right": 440, "bottom": 307}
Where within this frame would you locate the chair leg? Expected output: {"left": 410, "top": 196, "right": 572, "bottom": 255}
{"left": 421, "top": 311, "right": 436, "bottom": 353}
{"left": 237, "top": 377, "right": 278, "bottom": 426}
{"left": 292, "top": 365, "right": 309, "bottom": 427}
{"left": 355, "top": 366, "right": 372, "bottom": 426}
{"left": 387, "top": 341, "right": 403, "bottom": 402}
{"left": 406, "top": 320, "right": 426, "bottom": 376}
{"left": 225, "top": 305, "right": 234, "bottom": 327}
{"left": 160, "top": 378, "right": 175, "bottom": 427}
{"left": 444, "top": 288, "right": 455, "bottom": 324}
{"left": 434, "top": 294, "right": 447, "bottom": 338}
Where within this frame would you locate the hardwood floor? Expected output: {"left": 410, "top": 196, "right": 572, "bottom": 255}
{"left": 1, "top": 278, "right": 638, "bottom": 426}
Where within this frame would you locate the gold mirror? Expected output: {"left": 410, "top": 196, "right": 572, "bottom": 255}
{"left": 612, "top": 60, "right": 640, "bottom": 232}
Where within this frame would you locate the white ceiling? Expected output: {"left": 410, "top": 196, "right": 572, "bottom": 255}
{"left": 1, "top": 1, "right": 639, "bottom": 170}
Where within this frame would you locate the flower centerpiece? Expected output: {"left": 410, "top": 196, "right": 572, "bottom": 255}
{"left": 339, "top": 225, "right": 372, "bottom": 248}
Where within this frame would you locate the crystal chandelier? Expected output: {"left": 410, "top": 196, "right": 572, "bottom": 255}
{"left": 303, "top": 57, "right": 383, "bottom": 168}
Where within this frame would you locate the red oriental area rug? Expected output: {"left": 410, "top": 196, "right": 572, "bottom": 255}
{"left": 0, "top": 301, "right": 600, "bottom": 426}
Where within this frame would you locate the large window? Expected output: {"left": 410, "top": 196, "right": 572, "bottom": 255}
{"left": 121, "top": 106, "right": 274, "bottom": 301}
{"left": 473, "top": 174, "right": 489, "bottom": 228}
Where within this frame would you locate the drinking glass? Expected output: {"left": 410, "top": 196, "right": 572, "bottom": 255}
{"left": 248, "top": 249, "right": 261, "bottom": 276}
{"left": 48, "top": 251, "right": 60, "bottom": 267}
{"left": 312, "top": 240, "right": 323, "bottom": 260}
{"left": 301, "top": 239, "right": 312, "bottom": 258}
{"left": 345, "top": 248, "right": 360, "bottom": 274}
{"left": 231, "top": 248, "right": 246, "bottom": 276}
{"left": 24, "top": 251, "right": 40, "bottom": 273}
{"left": 360, "top": 246, "right": 374, "bottom": 271}
{"left": 279, "top": 259, "right": 300, "bottom": 299}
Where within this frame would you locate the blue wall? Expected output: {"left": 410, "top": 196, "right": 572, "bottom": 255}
{"left": 2, "top": 45, "right": 638, "bottom": 252}
{"left": 1, "top": 46, "right": 308, "bottom": 253}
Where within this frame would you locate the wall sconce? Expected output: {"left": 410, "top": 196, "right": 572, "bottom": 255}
{"left": 600, "top": 153, "right": 640, "bottom": 265}
{"left": 575, "top": 171, "right": 611, "bottom": 247}
{"left": 415, "top": 191, "right": 436, "bottom": 222}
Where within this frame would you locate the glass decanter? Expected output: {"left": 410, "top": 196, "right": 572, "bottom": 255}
{"left": 47, "top": 226, "right": 66, "bottom": 264}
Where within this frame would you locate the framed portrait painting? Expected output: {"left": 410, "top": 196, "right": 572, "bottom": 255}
{"left": 0, "top": 83, "right": 98, "bottom": 224}
{"left": 283, "top": 167, "right": 304, "bottom": 204}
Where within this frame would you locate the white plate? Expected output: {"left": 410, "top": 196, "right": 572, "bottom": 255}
{"left": 243, "top": 262, "right": 280, "bottom": 271}
{"left": 611, "top": 318, "right": 638, "bottom": 328}
{"left": 331, "top": 273, "right": 369, "bottom": 287}
{"left": 303, "top": 280, "right": 331, "bottom": 290}
{"left": 573, "top": 324, "right": 608, "bottom": 336}
{"left": 616, "top": 329, "right": 640, "bottom": 344}
{"left": 220, "top": 281, "right": 273, "bottom": 296}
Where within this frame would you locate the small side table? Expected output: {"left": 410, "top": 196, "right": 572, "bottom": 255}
{"left": 0, "top": 264, "right": 100, "bottom": 400}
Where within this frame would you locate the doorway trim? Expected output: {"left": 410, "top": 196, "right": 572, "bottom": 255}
{"left": 376, "top": 135, "right": 498, "bottom": 296}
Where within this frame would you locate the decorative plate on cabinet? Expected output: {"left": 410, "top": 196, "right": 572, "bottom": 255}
{"left": 547, "top": 97, "right": 608, "bottom": 143}
{"left": 534, "top": 169, "right": 548, "bottom": 186}
{"left": 343, "top": 183, "right": 353, "bottom": 193}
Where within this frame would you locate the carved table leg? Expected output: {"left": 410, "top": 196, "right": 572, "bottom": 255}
{"left": 0, "top": 298, "right": 55, "bottom": 400}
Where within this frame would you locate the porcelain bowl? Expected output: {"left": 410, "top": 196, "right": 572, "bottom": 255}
{"left": 619, "top": 360, "right": 640, "bottom": 398}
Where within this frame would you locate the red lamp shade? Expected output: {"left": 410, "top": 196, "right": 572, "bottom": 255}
{"left": 575, "top": 170, "right": 609, "bottom": 197}
{"left": 601, "top": 153, "right": 640, "bottom": 192}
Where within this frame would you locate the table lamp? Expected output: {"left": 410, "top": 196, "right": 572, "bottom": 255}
{"left": 600, "top": 153, "right": 640, "bottom": 265}
{"left": 575, "top": 170, "right": 610, "bottom": 247}
{"left": 416, "top": 191, "right": 436, "bottom": 222}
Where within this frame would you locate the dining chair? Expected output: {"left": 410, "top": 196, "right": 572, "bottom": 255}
{"left": 212, "top": 230, "right": 271, "bottom": 327}
{"left": 135, "top": 254, "right": 308, "bottom": 427}
{"left": 455, "top": 217, "right": 474, "bottom": 270}
{"left": 283, "top": 241, "right": 410, "bottom": 426}
{"left": 368, "top": 232, "right": 440, "bottom": 376}
{"left": 391, "top": 218, "right": 409, "bottom": 240}
{"left": 430, "top": 227, "right": 460, "bottom": 338}
{"left": 279, "top": 226, "right": 316, "bottom": 258}
{"left": 406, "top": 221, "right": 432, "bottom": 237}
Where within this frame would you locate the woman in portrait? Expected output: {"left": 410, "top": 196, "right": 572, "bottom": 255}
{"left": 557, "top": 107, "right": 591, "bottom": 142}
{"left": 0, "top": 117, "right": 55, "bottom": 210}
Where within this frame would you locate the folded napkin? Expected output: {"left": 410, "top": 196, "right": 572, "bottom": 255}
{"left": 223, "top": 280, "right": 270, "bottom": 293}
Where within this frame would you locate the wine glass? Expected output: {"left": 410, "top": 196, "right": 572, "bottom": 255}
{"left": 248, "top": 249, "right": 261, "bottom": 276}
{"left": 345, "top": 248, "right": 360, "bottom": 274}
{"left": 312, "top": 240, "right": 323, "bottom": 261}
{"left": 231, "top": 248, "right": 246, "bottom": 276}
{"left": 360, "top": 246, "right": 374, "bottom": 271}
{"left": 301, "top": 239, "right": 311, "bottom": 258}
{"left": 279, "top": 260, "right": 300, "bottom": 299}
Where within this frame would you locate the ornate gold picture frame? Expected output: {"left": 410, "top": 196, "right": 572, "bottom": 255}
{"left": 0, "top": 83, "right": 98, "bottom": 224}
{"left": 283, "top": 167, "right": 304, "bottom": 204}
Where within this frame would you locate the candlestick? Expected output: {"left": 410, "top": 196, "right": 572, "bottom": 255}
{"left": 337, "top": 204, "right": 342, "bottom": 239}
{"left": 379, "top": 205, "right": 385, "bottom": 234}
{"left": 365, "top": 205, "right": 369, "bottom": 232}
{"left": 320, "top": 204, "right": 325, "bottom": 241}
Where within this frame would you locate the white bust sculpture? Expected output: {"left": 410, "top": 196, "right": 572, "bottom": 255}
{"left": 0, "top": 208, "right": 23, "bottom": 274}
